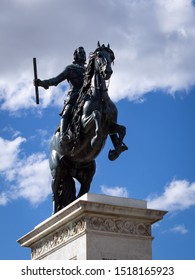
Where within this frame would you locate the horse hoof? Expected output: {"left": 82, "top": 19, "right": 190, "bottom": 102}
{"left": 122, "top": 143, "right": 128, "bottom": 152}
{"left": 108, "top": 144, "right": 128, "bottom": 161}
{"left": 108, "top": 149, "right": 119, "bottom": 161}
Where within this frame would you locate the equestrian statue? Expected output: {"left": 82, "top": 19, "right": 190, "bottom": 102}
{"left": 34, "top": 42, "right": 128, "bottom": 214}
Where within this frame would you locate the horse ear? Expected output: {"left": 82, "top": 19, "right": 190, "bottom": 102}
{"left": 97, "top": 41, "right": 101, "bottom": 48}
{"left": 107, "top": 43, "right": 110, "bottom": 48}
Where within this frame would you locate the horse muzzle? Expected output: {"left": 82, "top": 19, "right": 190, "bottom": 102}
{"left": 101, "top": 68, "right": 113, "bottom": 80}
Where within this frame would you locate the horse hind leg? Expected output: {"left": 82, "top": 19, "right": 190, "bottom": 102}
{"left": 61, "top": 175, "right": 76, "bottom": 207}
{"left": 51, "top": 165, "right": 63, "bottom": 214}
{"left": 76, "top": 161, "right": 96, "bottom": 198}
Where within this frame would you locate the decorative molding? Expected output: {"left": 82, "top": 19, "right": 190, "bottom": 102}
{"left": 87, "top": 216, "right": 151, "bottom": 236}
{"left": 32, "top": 218, "right": 85, "bottom": 259}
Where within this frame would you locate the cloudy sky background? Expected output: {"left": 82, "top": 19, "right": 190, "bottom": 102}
{"left": 0, "top": 0, "right": 195, "bottom": 259}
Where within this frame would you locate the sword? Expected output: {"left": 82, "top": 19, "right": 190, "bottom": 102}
{"left": 33, "top": 57, "right": 39, "bottom": 104}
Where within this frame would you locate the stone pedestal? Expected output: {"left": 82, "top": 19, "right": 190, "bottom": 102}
{"left": 17, "top": 194, "right": 167, "bottom": 260}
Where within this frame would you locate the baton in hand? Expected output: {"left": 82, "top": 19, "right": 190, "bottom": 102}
{"left": 33, "top": 57, "right": 39, "bottom": 104}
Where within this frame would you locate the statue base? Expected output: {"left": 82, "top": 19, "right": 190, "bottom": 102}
{"left": 17, "top": 193, "right": 167, "bottom": 260}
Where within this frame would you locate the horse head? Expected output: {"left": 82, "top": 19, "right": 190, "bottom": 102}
{"left": 94, "top": 42, "right": 115, "bottom": 80}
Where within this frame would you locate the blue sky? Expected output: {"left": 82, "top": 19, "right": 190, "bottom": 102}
{"left": 0, "top": 0, "right": 195, "bottom": 260}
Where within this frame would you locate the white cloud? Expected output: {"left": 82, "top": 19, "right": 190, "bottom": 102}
{"left": 0, "top": 136, "right": 26, "bottom": 172}
{"left": 147, "top": 179, "right": 195, "bottom": 211}
{"left": 0, "top": 79, "right": 35, "bottom": 111}
{"left": 170, "top": 224, "right": 189, "bottom": 235}
{"left": 0, "top": 78, "right": 66, "bottom": 112}
{"left": 100, "top": 185, "right": 128, "bottom": 197}
{"left": 0, "top": 137, "right": 51, "bottom": 206}
{"left": 0, "top": 193, "right": 9, "bottom": 206}
{"left": 1, "top": 0, "right": 195, "bottom": 111}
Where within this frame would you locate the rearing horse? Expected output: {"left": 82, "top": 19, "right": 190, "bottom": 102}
{"left": 49, "top": 43, "right": 128, "bottom": 213}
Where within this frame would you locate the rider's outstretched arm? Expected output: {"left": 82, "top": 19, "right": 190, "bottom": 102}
{"left": 34, "top": 67, "right": 70, "bottom": 89}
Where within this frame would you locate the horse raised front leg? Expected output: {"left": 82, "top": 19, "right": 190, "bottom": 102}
{"left": 81, "top": 110, "right": 102, "bottom": 148}
{"left": 108, "top": 122, "right": 128, "bottom": 161}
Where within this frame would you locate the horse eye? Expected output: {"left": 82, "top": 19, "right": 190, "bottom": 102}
{"left": 97, "top": 51, "right": 102, "bottom": 57}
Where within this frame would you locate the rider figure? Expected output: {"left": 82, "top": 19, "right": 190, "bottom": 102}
{"left": 34, "top": 47, "right": 86, "bottom": 144}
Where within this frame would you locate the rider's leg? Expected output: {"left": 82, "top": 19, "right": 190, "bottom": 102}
{"left": 60, "top": 104, "right": 72, "bottom": 143}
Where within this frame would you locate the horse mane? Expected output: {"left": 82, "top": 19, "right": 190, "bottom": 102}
{"left": 82, "top": 52, "right": 95, "bottom": 91}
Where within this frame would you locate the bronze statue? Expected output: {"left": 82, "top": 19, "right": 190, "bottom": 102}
{"left": 34, "top": 43, "right": 128, "bottom": 214}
